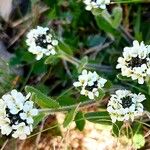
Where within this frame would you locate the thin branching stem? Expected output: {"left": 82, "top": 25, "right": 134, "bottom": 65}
{"left": 111, "top": 0, "right": 150, "bottom": 4}
{"left": 39, "top": 99, "right": 102, "bottom": 113}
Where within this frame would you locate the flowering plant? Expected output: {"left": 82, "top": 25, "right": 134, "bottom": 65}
{"left": 107, "top": 90, "right": 145, "bottom": 123}
{"left": 73, "top": 69, "right": 107, "bottom": 99}
{"left": 26, "top": 26, "right": 58, "bottom": 60}
{"left": 116, "top": 40, "right": 150, "bottom": 84}
{"left": 0, "top": 90, "right": 38, "bottom": 140}
{"left": 0, "top": 0, "right": 150, "bottom": 149}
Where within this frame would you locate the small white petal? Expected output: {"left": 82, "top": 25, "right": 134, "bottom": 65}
{"left": 52, "top": 40, "right": 58, "bottom": 46}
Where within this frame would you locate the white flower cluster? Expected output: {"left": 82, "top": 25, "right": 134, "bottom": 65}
{"left": 0, "top": 90, "right": 38, "bottom": 140}
{"left": 84, "top": 0, "right": 110, "bottom": 11}
{"left": 73, "top": 70, "right": 107, "bottom": 99}
{"left": 116, "top": 40, "right": 150, "bottom": 84}
{"left": 26, "top": 26, "right": 58, "bottom": 60}
{"left": 107, "top": 90, "right": 145, "bottom": 123}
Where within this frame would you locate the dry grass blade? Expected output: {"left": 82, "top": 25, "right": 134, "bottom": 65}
{"left": 0, "top": 139, "right": 9, "bottom": 150}
{"left": 7, "top": 26, "right": 29, "bottom": 48}
{"left": 10, "top": 6, "right": 49, "bottom": 28}
{"left": 34, "top": 117, "right": 47, "bottom": 150}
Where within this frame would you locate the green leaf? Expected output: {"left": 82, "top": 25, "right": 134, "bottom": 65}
{"left": 63, "top": 107, "right": 78, "bottom": 127}
{"left": 95, "top": 13, "right": 120, "bottom": 37}
{"left": 84, "top": 111, "right": 111, "bottom": 125}
{"left": 44, "top": 54, "right": 59, "bottom": 65}
{"left": 97, "top": 89, "right": 105, "bottom": 100}
{"left": 112, "top": 121, "right": 123, "bottom": 137}
{"left": 112, "top": 7, "right": 123, "bottom": 28}
{"left": 133, "top": 134, "right": 145, "bottom": 149}
{"left": 132, "top": 122, "right": 145, "bottom": 149}
{"left": 57, "top": 95, "right": 77, "bottom": 106}
{"left": 117, "top": 73, "right": 132, "bottom": 81}
{"left": 133, "top": 122, "right": 142, "bottom": 134}
{"left": 124, "top": 82, "right": 147, "bottom": 95}
{"left": 92, "top": 8, "right": 103, "bottom": 16}
{"left": 143, "top": 94, "right": 150, "bottom": 112}
{"left": 33, "top": 112, "right": 45, "bottom": 128}
{"left": 47, "top": 7, "right": 57, "bottom": 20}
{"left": 32, "top": 60, "right": 48, "bottom": 75}
{"left": 104, "top": 80, "right": 112, "bottom": 89}
{"left": 75, "top": 111, "right": 86, "bottom": 131}
{"left": 58, "top": 41, "right": 73, "bottom": 55}
{"left": 25, "top": 86, "right": 60, "bottom": 108}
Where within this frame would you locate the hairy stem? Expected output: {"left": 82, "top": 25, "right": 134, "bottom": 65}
{"left": 39, "top": 99, "right": 101, "bottom": 113}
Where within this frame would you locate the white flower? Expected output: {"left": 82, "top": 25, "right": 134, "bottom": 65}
{"left": 26, "top": 26, "right": 58, "bottom": 60}
{"left": 0, "top": 118, "right": 12, "bottom": 135}
{"left": 84, "top": 0, "right": 110, "bottom": 11}
{"left": 73, "top": 69, "right": 89, "bottom": 87}
{"left": 12, "top": 123, "right": 31, "bottom": 140}
{"left": 107, "top": 89, "right": 145, "bottom": 123}
{"left": 20, "top": 101, "right": 39, "bottom": 124}
{"left": 0, "top": 89, "right": 38, "bottom": 140}
{"left": 2, "top": 89, "right": 26, "bottom": 114}
{"left": 116, "top": 40, "right": 150, "bottom": 84}
{"left": 73, "top": 69, "right": 107, "bottom": 99}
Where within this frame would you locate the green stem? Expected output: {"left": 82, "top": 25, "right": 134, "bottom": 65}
{"left": 39, "top": 99, "right": 102, "bottom": 113}
{"left": 111, "top": 0, "right": 150, "bottom": 4}
{"left": 58, "top": 51, "right": 79, "bottom": 67}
